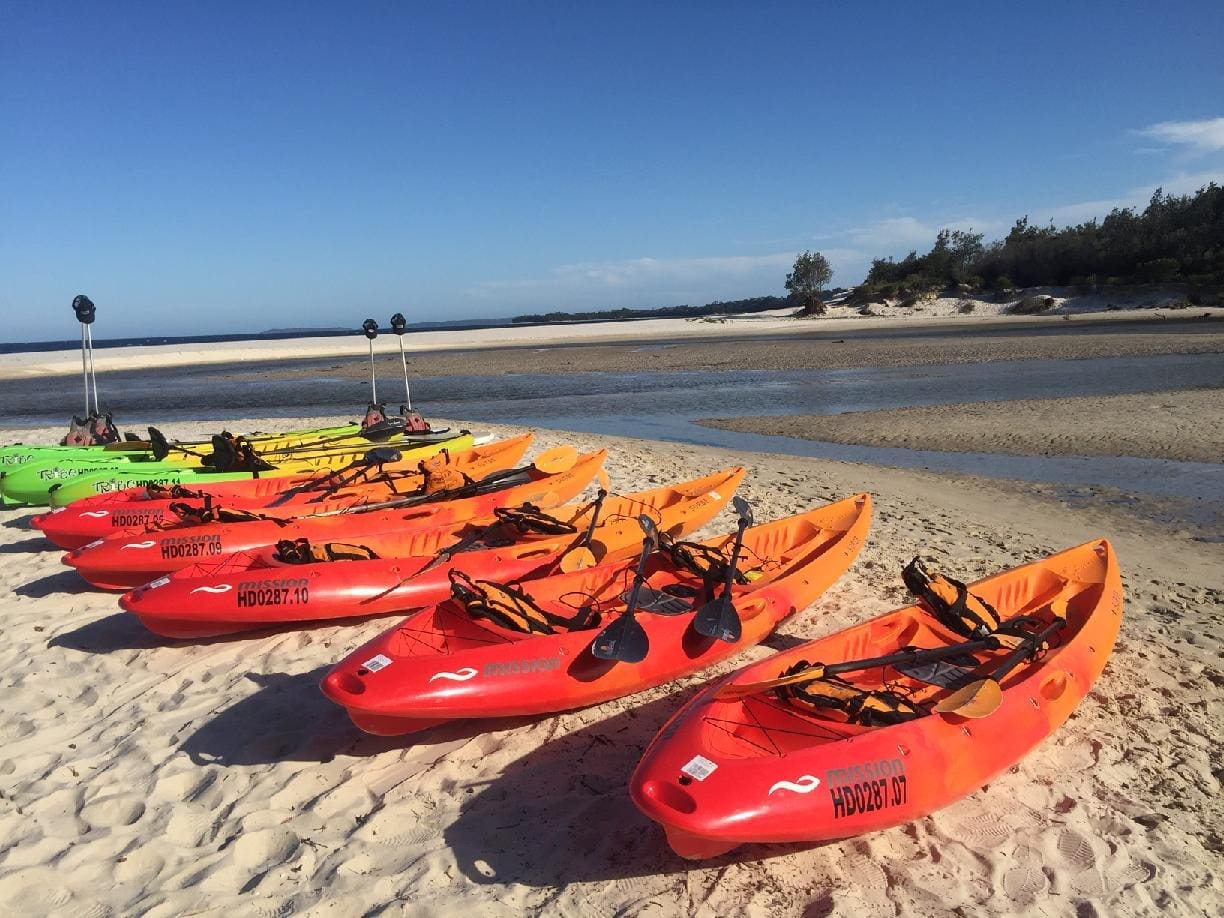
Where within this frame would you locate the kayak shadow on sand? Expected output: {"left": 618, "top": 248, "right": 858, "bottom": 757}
{"left": 50, "top": 610, "right": 179, "bottom": 653}
{"left": 2, "top": 513, "right": 40, "bottom": 531}
{"left": 177, "top": 666, "right": 525, "bottom": 767}
{"left": 16, "top": 569, "right": 101, "bottom": 597}
{"left": 0, "top": 535, "right": 54, "bottom": 553}
{"left": 443, "top": 690, "right": 823, "bottom": 886}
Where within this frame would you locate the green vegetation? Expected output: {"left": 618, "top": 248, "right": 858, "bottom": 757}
{"left": 512, "top": 295, "right": 795, "bottom": 325}
{"left": 785, "top": 251, "right": 833, "bottom": 316}
{"left": 858, "top": 183, "right": 1223, "bottom": 302}
{"left": 511, "top": 185, "right": 1221, "bottom": 326}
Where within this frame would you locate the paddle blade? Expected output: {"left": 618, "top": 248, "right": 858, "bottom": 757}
{"left": 933, "top": 678, "right": 1003, "bottom": 718}
{"left": 533, "top": 445, "right": 578, "bottom": 474}
{"left": 715, "top": 663, "right": 828, "bottom": 700}
{"left": 637, "top": 514, "right": 660, "bottom": 551}
{"left": 731, "top": 495, "right": 754, "bottom": 527}
{"left": 590, "top": 615, "right": 649, "bottom": 663}
{"left": 362, "top": 446, "right": 402, "bottom": 465}
{"left": 559, "top": 546, "right": 597, "bottom": 573}
{"left": 596, "top": 468, "right": 610, "bottom": 492}
{"left": 692, "top": 595, "right": 742, "bottom": 643}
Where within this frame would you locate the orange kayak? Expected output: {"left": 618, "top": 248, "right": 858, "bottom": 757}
{"left": 630, "top": 539, "right": 1123, "bottom": 858}
{"left": 32, "top": 434, "right": 534, "bottom": 550}
{"left": 119, "top": 467, "right": 746, "bottom": 638}
{"left": 321, "top": 494, "right": 870, "bottom": 736}
{"left": 62, "top": 449, "right": 607, "bottom": 590}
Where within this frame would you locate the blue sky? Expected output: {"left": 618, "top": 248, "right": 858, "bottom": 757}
{"left": 2, "top": 1, "right": 1222, "bottom": 342}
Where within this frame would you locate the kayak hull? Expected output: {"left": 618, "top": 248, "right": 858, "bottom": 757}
{"left": 320, "top": 494, "right": 871, "bottom": 734}
{"left": 117, "top": 468, "right": 747, "bottom": 637}
{"left": 33, "top": 434, "right": 530, "bottom": 549}
{"left": 62, "top": 449, "right": 607, "bottom": 589}
{"left": 629, "top": 540, "right": 1123, "bottom": 857}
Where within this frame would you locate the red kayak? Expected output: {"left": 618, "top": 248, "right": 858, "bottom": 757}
{"left": 320, "top": 493, "right": 870, "bottom": 736}
{"left": 629, "top": 540, "right": 1123, "bottom": 858}
{"left": 118, "top": 467, "right": 747, "bottom": 638}
{"left": 62, "top": 449, "right": 607, "bottom": 590}
{"left": 32, "top": 434, "right": 533, "bottom": 550}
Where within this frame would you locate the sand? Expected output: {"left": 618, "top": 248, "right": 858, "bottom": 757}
{"left": 1, "top": 414, "right": 1220, "bottom": 916}
{"left": 2, "top": 292, "right": 1221, "bottom": 382}
{"left": 699, "top": 389, "right": 1224, "bottom": 465}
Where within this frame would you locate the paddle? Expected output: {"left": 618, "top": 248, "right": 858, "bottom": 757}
{"left": 691, "top": 496, "right": 754, "bottom": 642}
{"left": 310, "top": 445, "right": 581, "bottom": 517}
{"left": 558, "top": 468, "right": 612, "bottom": 573}
{"left": 357, "top": 489, "right": 566, "bottom": 604}
{"left": 362, "top": 318, "right": 380, "bottom": 406}
{"left": 715, "top": 636, "right": 1006, "bottom": 700}
{"left": 589, "top": 515, "right": 659, "bottom": 663}
{"left": 71, "top": 294, "right": 99, "bottom": 419}
{"left": 933, "top": 611, "right": 1069, "bottom": 718}
{"left": 390, "top": 311, "right": 413, "bottom": 411}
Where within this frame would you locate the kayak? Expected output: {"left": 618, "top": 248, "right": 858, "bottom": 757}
{"left": 2, "top": 429, "right": 470, "bottom": 507}
{"left": 119, "top": 467, "right": 747, "bottom": 638}
{"left": 629, "top": 539, "right": 1122, "bottom": 858}
{"left": 62, "top": 448, "right": 608, "bottom": 589}
{"left": 32, "top": 434, "right": 533, "bottom": 550}
{"left": 320, "top": 493, "right": 871, "bottom": 736}
{"left": 0, "top": 421, "right": 361, "bottom": 470}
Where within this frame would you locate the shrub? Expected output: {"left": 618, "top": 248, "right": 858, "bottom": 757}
{"left": 956, "top": 299, "right": 976, "bottom": 314}
{"left": 1011, "top": 295, "right": 1056, "bottom": 315}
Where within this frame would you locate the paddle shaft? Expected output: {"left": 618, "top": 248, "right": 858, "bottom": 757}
{"left": 718, "top": 635, "right": 1003, "bottom": 698}
{"left": 986, "top": 617, "right": 1068, "bottom": 683}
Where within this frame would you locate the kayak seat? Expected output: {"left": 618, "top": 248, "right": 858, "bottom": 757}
{"left": 449, "top": 569, "right": 598, "bottom": 635}
{"left": 274, "top": 538, "right": 380, "bottom": 564}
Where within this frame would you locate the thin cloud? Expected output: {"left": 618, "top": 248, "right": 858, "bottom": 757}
{"left": 473, "top": 250, "right": 863, "bottom": 297}
{"left": 1137, "top": 117, "right": 1224, "bottom": 153}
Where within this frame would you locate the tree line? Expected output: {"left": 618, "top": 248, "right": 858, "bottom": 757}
{"left": 512, "top": 295, "right": 798, "bottom": 325}
{"left": 860, "top": 183, "right": 1223, "bottom": 301}
{"left": 512, "top": 183, "right": 1221, "bottom": 325}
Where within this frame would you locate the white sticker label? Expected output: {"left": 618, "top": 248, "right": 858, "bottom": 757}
{"left": 680, "top": 755, "right": 718, "bottom": 782}
{"left": 361, "top": 654, "right": 394, "bottom": 673}
{"left": 146, "top": 576, "right": 171, "bottom": 590}
{"left": 50, "top": 507, "right": 67, "bottom": 515}
{"left": 83, "top": 538, "right": 104, "bottom": 550}
{"left": 708, "top": 491, "right": 721, "bottom": 500}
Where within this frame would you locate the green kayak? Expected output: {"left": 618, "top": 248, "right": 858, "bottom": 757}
{"left": 4, "top": 430, "right": 471, "bottom": 507}
{"left": 0, "top": 421, "right": 361, "bottom": 471}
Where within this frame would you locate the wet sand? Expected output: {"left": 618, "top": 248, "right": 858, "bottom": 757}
{"left": 699, "top": 389, "right": 1224, "bottom": 465}
{"left": 265, "top": 317, "right": 1224, "bottom": 380}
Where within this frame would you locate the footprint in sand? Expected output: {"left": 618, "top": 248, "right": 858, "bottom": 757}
{"left": 81, "top": 794, "right": 146, "bottom": 829}
{"left": 356, "top": 804, "right": 439, "bottom": 849}
{"left": 114, "top": 848, "right": 166, "bottom": 888}
{"left": 1001, "top": 864, "right": 1048, "bottom": 904}
{"left": 0, "top": 867, "right": 74, "bottom": 914}
{"left": 165, "top": 804, "right": 224, "bottom": 847}
{"left": 153, "top": 767, "right": 219, "bottom": 805}
{"left": 1055, "top": 828, "right": 1097, "bottom": 870}
{"left": 232, "top": 827, "right": 300, "bottom": 872}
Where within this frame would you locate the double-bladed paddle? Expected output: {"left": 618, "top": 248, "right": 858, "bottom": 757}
{"left": 933, "top": 609, "right": 1069, "bottom": 718}
{"left": 589, "top": 515, "right": 659, "bottom": 664}
{"left": 691, "top": 496, "right": 754, "bottom": 642}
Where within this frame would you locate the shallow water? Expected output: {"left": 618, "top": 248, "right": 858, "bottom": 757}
{"left": 2, "top": 353, "right": 1221, "bottom": 513}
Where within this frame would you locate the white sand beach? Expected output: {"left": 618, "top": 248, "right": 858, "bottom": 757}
{"left": 0, "top": 408, "right": 1220, "bottom": 916}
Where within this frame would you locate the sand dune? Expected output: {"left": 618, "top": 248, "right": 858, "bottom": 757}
{"left": 0, "top": 416, "right": 1219, "bottom": 916}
